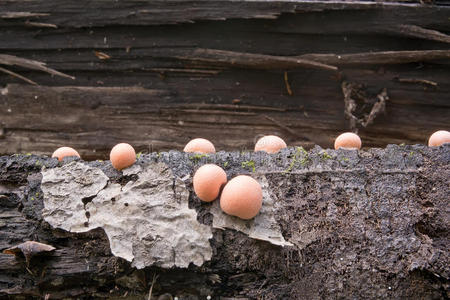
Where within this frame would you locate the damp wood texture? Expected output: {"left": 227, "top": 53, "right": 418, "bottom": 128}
{"left": 0, "top": 144, "right": 449, "bottom": 299}
{"left": 0, "top": 0, "right": 449, "bottom": 159}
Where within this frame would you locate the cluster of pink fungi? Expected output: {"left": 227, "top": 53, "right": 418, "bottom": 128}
{"left": 51, "top": 130, "right": 450, "bottom": 220}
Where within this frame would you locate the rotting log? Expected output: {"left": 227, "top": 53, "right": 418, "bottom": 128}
{"left": 1, "top": 1, "right": 450, "bottom": 159}
{"left": 0, "top": 144, "right": 449, "bottom": 299}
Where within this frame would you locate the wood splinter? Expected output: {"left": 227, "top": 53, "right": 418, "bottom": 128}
{"left": 394, "top": 77, "right": 438, "bottom": 87}
{"left": 284, "top": 71, "right": 293, "bottom": 96}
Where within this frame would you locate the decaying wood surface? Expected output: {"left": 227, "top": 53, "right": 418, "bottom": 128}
{"left": 0, "top": 144, "right": 449, "bottom": 299}
{"left": 0, "top": 0, "right": 449, "bottom": 160}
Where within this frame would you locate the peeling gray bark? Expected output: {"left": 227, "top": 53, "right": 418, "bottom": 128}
{"left": 41, "top": 161, "right": 213, "bottom": 269}
{"left": 0, "top": 145, "right": 448, "bottom": 299}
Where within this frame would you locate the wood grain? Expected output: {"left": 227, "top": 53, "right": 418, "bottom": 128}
{"left": 0, "top": 0, "right": 449, "bottom": 159}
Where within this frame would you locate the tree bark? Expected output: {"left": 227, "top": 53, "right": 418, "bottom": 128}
{"left": 0, "top": 144, "right": 449, "bottom": 299}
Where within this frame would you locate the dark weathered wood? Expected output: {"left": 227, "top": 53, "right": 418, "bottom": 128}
{"left": 2, "top": 0, "right": 448, "bottom": 29}
{"left": 0, "top": 0, "right": 449, "bottom": 159}
{"left": 1, "top": 72, "right": 449, "bottom": 160}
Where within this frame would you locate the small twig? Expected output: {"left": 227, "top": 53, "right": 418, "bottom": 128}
{"left": 284, "top": 71, "right": 293, "bottom": 96}
{"left": 262, "top": 114, "right": 303, "bottom": 138}
{"left": 25, "top": 266, "right": 35, "bottom": 276}
{"left": 394, "top": 77, "right": 437, "bottom": 87}
{"left": 0, "top": 66, "right": 37, "bottom": 85}
{"left": 147, "top": 273, "right": 159, "bottom": 300}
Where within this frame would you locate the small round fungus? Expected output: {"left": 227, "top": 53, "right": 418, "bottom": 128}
{"left": 183, "top": 138, "right": 216, "bottom": 153}
{"left": 193, "top": 164, "right": 227, "bottom": 202}
{"left": 428, "top": 130, "right": 450, "bottom": 147}
{"left": 334, "top": 132, "right": 361, "bottom": 150}
{"left": 110, "top": 143, "right": 136, "bottom": 170}
{"left": 52, "top": 147, "right": 80, "bottom": 161}
{"left": 254, "top": 135, "right": 287, "bottom": 154}
{"left": 220, "top": 175, "right": 262, "bottom": 220}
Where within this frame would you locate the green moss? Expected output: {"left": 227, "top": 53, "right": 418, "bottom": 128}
{"left": 321, "top": 151, "right": 332, "bottom": 160}
{"left": 26, "top": 153, "right": 32, "bottom": 156}
{"left": 189, "top": 153, "right": 207, "bottom": 163}
{"left": 299, "top": 147, "right": 309, "bottom": 166}
{"left": 399, "top": 143, "right": 406, "bottom": 147}
{"left": 409, "top": 151, "right": 414, "bottom": 157}
{"left": 341, "top": 157, "right": 349, "bottom": 162}
{"left": 31, "top": 197, "right": 35, "bottom": 201}
{"left": 35, "top": 192, "right": 39, "bottom": 197}
{"left": 223, "top": 161, "right": 229, "bottom": 168}
{"left": 136, "top": 152, "right": 142, "bottom": 159}
{"left": 285, "top": 147, "right": 308, "bottom": 173}
{"left": 241, "top": 160, "right": 256, "bottom": 172}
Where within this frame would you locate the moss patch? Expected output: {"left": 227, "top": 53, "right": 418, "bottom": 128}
{"left": 241, "top": 160, "right": 256, "bottom": 172}
{"left": 285, "top": 147, "right": 308, "bottom": 173}
{"left": 321, "top": 151, "right": 332, "bottom": 160}
{"left": 189, "top": 153, "right": 208, "bottom": 163}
